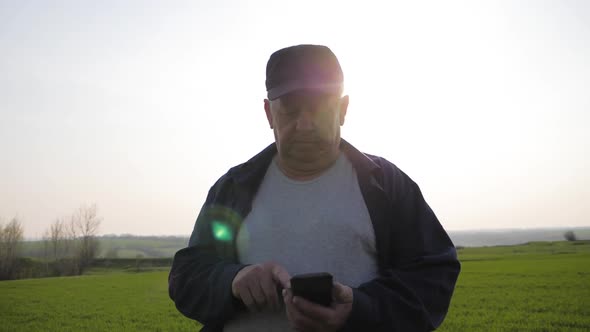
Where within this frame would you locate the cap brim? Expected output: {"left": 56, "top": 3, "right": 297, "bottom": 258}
{"left": 267, "top": 81, "right": 343, "bottom": 100}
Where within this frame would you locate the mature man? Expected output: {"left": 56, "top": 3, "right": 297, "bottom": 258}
{"left": 169, "top": 44, "right": 460, "bottom": 332}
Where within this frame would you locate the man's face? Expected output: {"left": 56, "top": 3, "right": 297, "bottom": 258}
{"left": 264, "top": 91, "right": 349, "bottom": 166}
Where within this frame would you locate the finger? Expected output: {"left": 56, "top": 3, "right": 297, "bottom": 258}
{"left": 292, "top": 295, "right": 334, "bottom": 321}
{"left": 283, "top": 289, "right": 293, "bottom": 318}
{"left": 288, "top": 298, "right": 324, "bottom": 332}
{"left": 332, "top": 282, "right": 353, "bottom": 303}
{"left": 239, "top": 286, "right": 257, "bottom": 312}
{"left": 276, "top": 283, "right": 286, "bottom": 307}
{"left": 271, "top": 265, "right": 291, "bottom": 289}
{"left": 284, "top": 290, "right": 321, "bottom": 332}
{"left": 283, "top": 289, "right": 295, "bottom": 325}
{"left": 291, "top": 310, "right": 320, "bottom": 332}
{"left": 260, "top": 273, "right": 279, "bottom": 310}
{"left": 250, "top": 279, "right": 267, "bottom": 310}
{"left": 283, "top": 288, "right": 295, "bottom": 310}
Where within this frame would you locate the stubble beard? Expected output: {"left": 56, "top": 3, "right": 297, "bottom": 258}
{"left": 279, "top": 137, "right": 341, "bottom": 176}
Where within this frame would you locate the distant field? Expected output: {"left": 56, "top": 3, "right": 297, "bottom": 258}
{"left": 449, "top": 227, "right": 590, "bottom": 247}
{"left": 2, "top": 241, "right": 589, "bottom": 331}
{"left": 20, "top": 227, "right": 590, "bottom": 259}
{"left": 20, "top": 236, "right": 188, "bottom": 259}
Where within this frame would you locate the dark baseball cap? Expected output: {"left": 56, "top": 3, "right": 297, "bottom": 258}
{"left": 265, "top": 44, "right": 344, "bottom": 100}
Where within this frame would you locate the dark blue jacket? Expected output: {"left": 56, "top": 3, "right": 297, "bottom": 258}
{"left": 169, "top": 139, "right": 460, "bottom": 331}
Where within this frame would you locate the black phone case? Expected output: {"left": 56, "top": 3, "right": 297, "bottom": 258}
{"left": 290, "top": 272, "right": 333, "bottom": 306}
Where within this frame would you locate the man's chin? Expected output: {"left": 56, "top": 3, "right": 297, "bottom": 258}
{"left": 286, "top": 146, "right": 331, "bottom": 164}
{"left": 286, "top": 147, "right": 321, "bottom": 160}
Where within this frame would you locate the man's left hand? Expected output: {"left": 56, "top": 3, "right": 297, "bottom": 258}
{"left": 283, "top": 282, "right": 353, "bottom": 332}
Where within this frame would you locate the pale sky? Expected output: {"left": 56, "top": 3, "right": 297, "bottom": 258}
{"left": 1, "top": 0, "right": 589, "bottom": 238}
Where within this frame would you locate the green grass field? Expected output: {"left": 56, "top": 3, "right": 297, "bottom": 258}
{"left": 1, "top": 241, "right": 589, "bottom": 331}
{"left": 439, "top": 241, "right": 590, "bottom": 331}
{"left": 0, "top": 268, "right": 202, "bottom": 332}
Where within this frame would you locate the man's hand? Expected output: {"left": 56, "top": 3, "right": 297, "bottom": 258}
{"left": 283, "top": 282, "right": 353, "bottom": 332}
{"left": 232, "top": 261, "right": 291, "bottom": 312}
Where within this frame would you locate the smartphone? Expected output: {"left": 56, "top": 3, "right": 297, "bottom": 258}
{"left": 290, "top": 272, "right": 333, "bottom": 306}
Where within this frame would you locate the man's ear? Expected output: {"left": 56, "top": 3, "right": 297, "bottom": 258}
{"left": 339, "top": 95, "right": 349, "bottom": 126}
{"left": 264, "top": 99, "right": 273, "bottom": 129}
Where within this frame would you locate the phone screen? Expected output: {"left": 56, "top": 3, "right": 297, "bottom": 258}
{"left": 290, "top": 272, "right": 333, "bottom": 306}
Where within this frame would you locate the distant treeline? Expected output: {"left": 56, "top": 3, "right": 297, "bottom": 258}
{"left": 101, "top": 228, "right": 590, "bottom": 247}
{"left": 93, "top": 257, "right": 173, "bottom": 269}
{"left": 20, "top": 235, "right": 189, "bottom": 260}
{"left": 17, "top": 228, "right": 590, "bottom": 262}
{"left": 448, "top": 227, "right": 590, "bottom": 247}
{"left": 1, "top": 205, "right": 102, "bottom": 280}
{"left": 6, "top": 257, "right": 175, "bottom": 279}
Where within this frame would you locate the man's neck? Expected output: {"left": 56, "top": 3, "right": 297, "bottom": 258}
{"left": 276, "top": 150, "right": 341, "bottom": 181}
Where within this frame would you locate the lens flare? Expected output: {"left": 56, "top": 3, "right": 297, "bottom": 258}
{"left": 212, "top": 220, "right": 233, "bottom": 242}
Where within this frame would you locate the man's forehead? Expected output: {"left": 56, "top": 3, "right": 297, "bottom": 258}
{"left": 278, "top": 90, "right": 341, "bottom": 105}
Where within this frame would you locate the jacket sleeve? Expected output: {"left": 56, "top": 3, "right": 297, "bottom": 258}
{"left": 342, "top": 175, "right": 460, "bottom": 331}
{"left": 168, "top": 184, "right": 248, "bottom": 326}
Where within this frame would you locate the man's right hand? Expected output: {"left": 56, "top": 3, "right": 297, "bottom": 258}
{"left": 231, "top": 261, "right": 291, "bottom": 312}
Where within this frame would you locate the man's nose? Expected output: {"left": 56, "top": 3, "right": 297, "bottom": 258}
{"left": 295, "top": 110, "right": 316, "bottom": 131}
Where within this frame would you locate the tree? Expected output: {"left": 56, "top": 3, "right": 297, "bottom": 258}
{"left": 564, "top": 230, "right": 577, "bottom": 242}
{"left": 46, "top": 218, "right": 67, "bottom": 260}
{"left": 42, "top": 218, "right": 71, "bottom": 275}
{"left": 0, "top": 217, "right": 24, "bottom": 280}
{"left": 71, "top": 204, "right": 102, "bottom": 274}
{"left": 41, "top": 204, "right": 102, "bottom": 276}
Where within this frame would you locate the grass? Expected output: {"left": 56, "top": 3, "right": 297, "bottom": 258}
{"left": 0, "top": 271, "right": 201, "bottom": 332}
{"left": 1, "top": 241, "right": 589, "bottom": 331}
{"left": 439, "top": 241, "right": 590, "bottom": 331}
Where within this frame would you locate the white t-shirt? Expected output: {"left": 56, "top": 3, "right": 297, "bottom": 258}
{"left": 224, "top": 153, "right": 378, "bottom": 332}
